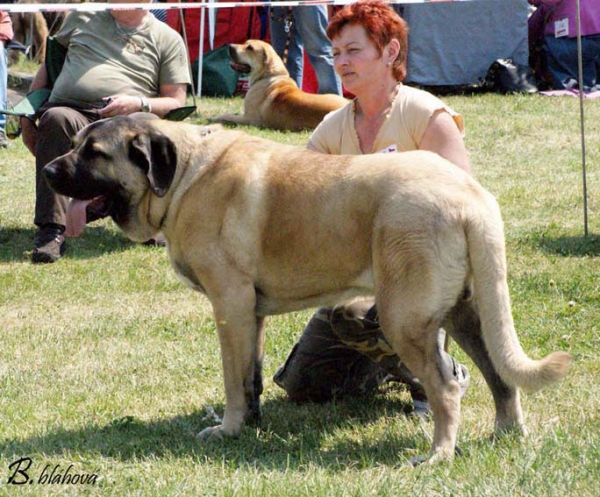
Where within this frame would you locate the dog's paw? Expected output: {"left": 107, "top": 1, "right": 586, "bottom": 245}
{"left": 407, "top": 455, "right": 428, "bottom": 467}
{"left": 409, "top": 453, "right": 452, "bottom": 466}
{"left": 197, "top": 425, "right": 226, "bottom": 442}
{"left": 206, "top": 114, "right": 246, "bottom": 127}
{"left": 408, "top": 446, "right": 461, "bottom": 467}
{"left": 208, "top": 115, "right": 237, "bottom": 124}
{"left": 493, "top": 421, "right": 529, "bottom": 440}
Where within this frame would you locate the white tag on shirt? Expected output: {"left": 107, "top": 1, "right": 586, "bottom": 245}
{"left": 555, "top": 18, "right": 569, "bottom": 38}
{"left": 376, "top": 144, "right": 398, "bottom": 154}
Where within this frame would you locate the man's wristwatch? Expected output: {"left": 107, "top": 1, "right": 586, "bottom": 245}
{"left": 140, "top": 96, "right": 152, "bottom": 113}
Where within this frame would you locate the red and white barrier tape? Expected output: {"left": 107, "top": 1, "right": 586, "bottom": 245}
{"left": 2, "top": 0, "right": 476, "bottom": 14}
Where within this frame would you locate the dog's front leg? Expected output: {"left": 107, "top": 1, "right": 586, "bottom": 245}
{"left": 209, "top": 114, "right": 253, "bottom": 127}
{"left": 246, "top": 315, "right": 266, "bottom": 425}
{"left": 197, "top": 281, "right": 265, "bottom": 441}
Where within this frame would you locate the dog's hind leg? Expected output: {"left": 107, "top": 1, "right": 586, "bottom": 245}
{"left": 197, "top": 275, "right": 265, "bottom": 441}
{"left": 377, "top": 293, "right": 462, "bottom": 464}
{"left": 374, "top": 245, "right": 467, "bottom": 463}
{"left": 444, "top": 300, "right": 526, "bottom": 435}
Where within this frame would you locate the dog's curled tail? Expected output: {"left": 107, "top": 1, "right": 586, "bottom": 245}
{"left": 465, "top": 192, "right": 572, "bottom": 392}
{"left": 520, "top": 351, "right": 572, "bottom": 391}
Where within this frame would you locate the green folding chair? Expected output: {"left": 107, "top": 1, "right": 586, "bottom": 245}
{"left": 1, "top": 36, "right": 65, "bottom": 138}
{"left": 1, "top": 36, "right": 196, "bottom": 139}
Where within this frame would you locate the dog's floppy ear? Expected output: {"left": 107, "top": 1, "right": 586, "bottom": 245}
{"left": 129, "top": 130, "right": 177, "bottom": 197}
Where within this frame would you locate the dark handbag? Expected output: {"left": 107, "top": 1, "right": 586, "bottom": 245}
{"left": 484, "top": 59, "right": 538, "bottom": 94}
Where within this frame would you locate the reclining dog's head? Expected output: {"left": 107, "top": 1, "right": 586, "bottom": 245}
{"left": 228, "top": 40, "right": 289, "bottom": 83}
{"left": 43, "top": 115, "right": 177, "bottom": 242}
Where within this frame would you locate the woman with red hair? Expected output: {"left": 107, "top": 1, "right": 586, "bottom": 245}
{"left": 274, "top": 0, "right": 470, "bottom": 417}
{"left": 310, "top": 0, "right": 469, "bottom": 170}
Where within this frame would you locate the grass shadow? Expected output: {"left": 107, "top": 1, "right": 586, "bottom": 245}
{"left": 524, "top": 230, "right": 600, "bottom": 257}
{"left": 0, "top": 393, "right": 448, "bottom": 470}
{"left": 0, "top": 225, "right": 137, "bottom": 263}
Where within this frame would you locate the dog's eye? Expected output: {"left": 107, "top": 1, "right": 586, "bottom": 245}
{"left": 247, "top": 45, "right": 254, "bottom": 51}
{"left": 89, "top": 145, "right": 112, "bottom": 161}
{"left": 94, "top": 150, "right": 112, "bottom": 160}
{"left": 81, "top": 140, "right": 111, "bottom": 160}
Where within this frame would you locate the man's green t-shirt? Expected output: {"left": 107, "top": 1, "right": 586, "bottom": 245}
{"left": 50, "top": 11, "right": 190, "bottom": 108}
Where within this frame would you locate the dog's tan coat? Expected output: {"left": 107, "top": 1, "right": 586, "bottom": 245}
{"left": 43, "top": 117, "right": 571, "bottom": 464}
{"left": 211, "top": 40, "right": 347, "bottom": 131}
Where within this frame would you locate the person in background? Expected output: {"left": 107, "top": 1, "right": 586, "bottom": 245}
{"left": 269, "top": 5, "right": 342, "bottom": 95}
{"left": 273, "top": 0, "right": 470, "bottom": 417}
{"left": 150, "top": 0, "right": 168, "bottom": 23}
{"left": 529, "top": 0, "right": 600, "bottom": 91}
{"left": 21, "top": 0, "right": 190, "bottom": 264}
{"left": 0, "top": 10, "right": 13, "bottom": 149}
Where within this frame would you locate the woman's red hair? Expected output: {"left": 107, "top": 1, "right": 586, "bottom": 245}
{"left": 327, "top": 0, "right": 409, "bottom": 82}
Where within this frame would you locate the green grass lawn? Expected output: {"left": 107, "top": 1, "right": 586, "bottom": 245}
{"left": 1, "top": 94, "right": 599, "bottom": 495}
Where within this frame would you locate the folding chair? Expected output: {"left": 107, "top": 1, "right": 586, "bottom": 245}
{"left": 6, "top": 39, "right": 28, "bottom": 56}
{"left": 1, "top": 36, "right": 197, "bottom": 139}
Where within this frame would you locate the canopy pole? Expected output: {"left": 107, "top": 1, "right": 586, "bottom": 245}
{"left": 197, "top": 0, "right": 206, "bottom": 97}
{"left": 178, "top": 1, "right": 197, "bottom": 109}
{"left": 575, "top": 0, "right": 588, "bottom": 236}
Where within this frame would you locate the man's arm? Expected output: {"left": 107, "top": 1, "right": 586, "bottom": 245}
{"left": 28, "top": 62, "right": 51, "bottom": 93}
{"left": 152, "top": 83, "right": 188, "bottom": 117}
{"left": 98, "top": 83, "right": 188, "bottom": 119}
{"left": 20, "top": 64, "right": 51, "bottom": 156}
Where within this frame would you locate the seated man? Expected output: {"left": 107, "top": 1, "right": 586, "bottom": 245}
{"left": 21, "top": 0, "right": 191, "bottom": 263}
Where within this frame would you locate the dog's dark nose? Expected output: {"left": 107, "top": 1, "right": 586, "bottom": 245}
{"left": 43, "top": 159, "right": 71, "bottom": 187}
{"left": 43, "top": 163, "right": 59, "bottom": 182}
{"left": 228, "top": 44, "right": 236, "bottom": 59}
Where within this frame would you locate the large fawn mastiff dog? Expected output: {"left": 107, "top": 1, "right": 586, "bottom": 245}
{"left": 211, "top": 40, "right": 347, "bottom": 131}
{"left": 43, "top": 116, "right": 571, "bottom": 464}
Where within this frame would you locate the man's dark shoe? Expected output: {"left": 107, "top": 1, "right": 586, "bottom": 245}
{"left": 32, "top": 224, "right": 66, "bottom": 263}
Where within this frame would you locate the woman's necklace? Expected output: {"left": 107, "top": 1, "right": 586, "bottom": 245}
{"left": 355, "top": 84, "right": 400, "bottom": 124}
{"left": 354, "top": 84, "right": 400, "bottom": 152}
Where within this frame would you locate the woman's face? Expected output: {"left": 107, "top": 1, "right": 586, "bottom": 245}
{"left": 331, "top": 24, "right": 392, "bottom": 95}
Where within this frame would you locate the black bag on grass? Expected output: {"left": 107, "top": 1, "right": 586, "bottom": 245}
{"left": 484, "top": 59, "right": 538, "bottom": 94}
